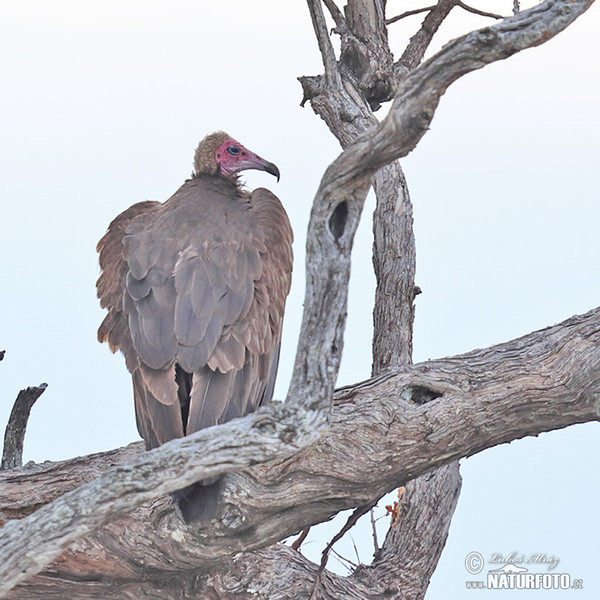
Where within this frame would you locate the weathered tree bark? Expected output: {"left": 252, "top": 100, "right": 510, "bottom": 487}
{"left": 3, "top": 306, "right": 600, "bottom": 598}
{"left": 0, "top": 405, "right": 324, "bottom": 595}
{"left": 0, "top": 1, "right": 597, "bottom": 598}
{"left": 1, "top": 383, "right": 47, "bottom": 471}
{"left": 371, "top": 146, "right": 462, "bottom": 600}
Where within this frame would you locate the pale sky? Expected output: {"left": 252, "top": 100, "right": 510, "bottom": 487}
{"left": 1, "top": 1, "right": 598, "bottom": 597}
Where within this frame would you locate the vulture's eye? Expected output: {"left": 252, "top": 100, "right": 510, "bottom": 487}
{"left": 227, "top": 146, "right": 241, "bottom": 156}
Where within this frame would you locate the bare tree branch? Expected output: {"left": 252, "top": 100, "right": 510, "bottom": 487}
{"left": 291, "top": 526, "right": 311, "bottom": 551}
{"left": 370, "top": 136, "right": 460, "bottom": 600}
{"left": 3, "top": 305, "right": 600, "bottom": 597}
{"left": 386, "top": 6, "right": 436, "bottom": 26}
{"left": 317, "top": 503, "right": 374, "bottom": 573}
{"left": 372, "top": 163, "right": 416, "bottom": 370}
{"left": 457, "top": 1, "right": 504, "bottom": 20}
{"left": 9, "top": 545, "right": 376, "bottom": 600}
{"left": 340, "top": 0, "right": 396, "bottom": 110}
{"left": 323, "top": 0, "right": 346, "bottom": 29}
{"left": 369, "top": 508, "right": 379, "bottom": 553}
{"left": 364, "top": 464, "right": 462, "bottom": 599}
{"left": 307, "top": 0, "right": 342, "bottom": 87}
{"left": 0, "top": 443, "right": 144, "bottom": 525}
{"left": 0, "top": 405, "right": 324, "bottom": 597}
{"left": 1, "top": 384, "right": 47, "bottom": 471}
{"left": 396, "top": 0, "right": 460, "bottom": 73}
{"left": 302, "top": 3, "right": 454, "bottom": 592}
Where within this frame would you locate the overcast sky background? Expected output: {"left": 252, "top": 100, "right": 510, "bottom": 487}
{"left": 1, "top": 1, "right": 598, "bottom": 597}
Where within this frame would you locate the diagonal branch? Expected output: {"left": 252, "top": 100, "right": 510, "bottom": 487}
{"left": 322, "top": 0, "right": 346, "bottom": 29}
{"left": 457, "top": 1, "right": 504, "bottom": 20}
{"left": 386, "top": 6, "right": 436, "bottom": 25}
{"left": 307, "top": 0, "right": 342, "bottom": 88}
{"left": 396, "top": 0, "right": 460, "bottom": 73}
{"left": 364, "top": 464, "right": 462, "bottom": 599}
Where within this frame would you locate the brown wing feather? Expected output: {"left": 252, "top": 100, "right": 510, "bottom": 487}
{"left": 184, "top": 187, "right": 292, "bottom": 434}
{"left": 121, "top": 179, "right": 258, "bottom": 373}
{"left": 97, "top": 176, "right": 293, "bottom": 458}
{"left": 133, "top": 364, "right": 183, "bottom": 450}
{"left": 97, "top": 201, "right": 161, "bottom": 370}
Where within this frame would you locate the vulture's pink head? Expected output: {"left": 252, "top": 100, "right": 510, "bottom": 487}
{"left": 193, "top": 131, "right": 280, "bottom": 181}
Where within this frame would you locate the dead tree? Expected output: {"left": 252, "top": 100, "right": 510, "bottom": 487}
{"left": 0, "top": 1, "right": 598, "bottom": 598}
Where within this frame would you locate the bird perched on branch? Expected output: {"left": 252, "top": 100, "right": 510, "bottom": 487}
{"left": 97, "top": 132, "right": 293, "bottom": 521}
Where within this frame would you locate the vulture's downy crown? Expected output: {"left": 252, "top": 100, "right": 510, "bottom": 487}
{"left": 193, "top": 131, "right": 280, "bottom": 181}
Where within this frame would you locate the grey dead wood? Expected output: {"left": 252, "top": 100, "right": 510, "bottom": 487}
{"left": 359, "top": 463, "right": 462, "bottom": 599}
{"left": 0, "top": 405, "right": 324, "bottom": 596}
{"left": 370, "top": 162, "right": 463, "bottom": 600}
{"left": 395, "top": 0, "right": 461, "bottom": 75}
{"left": 0, "top": 1, "right": 597, "bottom": 599}
{"left": 0, "top": 351, "right": 48, "bottom": 472}
{"left": 295, "top": 0, "right": 595, "bottom": 597}
{"left": 290, "top": 0, "right": 595, "bottom": 411}
{"left": 2, "top": 306, "right": 600, "bottom": 598}
{"left": 456, "top": 2, "right": 505, "bottom": 21}
{"left": 1, "top": 384, "right": 48, "bottom": 471}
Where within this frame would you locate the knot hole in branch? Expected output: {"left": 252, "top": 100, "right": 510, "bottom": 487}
{"left": 406, "top": 386, "right": 442, "bottom": 405}
{"left": 328, "top": 201, "right": 348, "bottom": 239}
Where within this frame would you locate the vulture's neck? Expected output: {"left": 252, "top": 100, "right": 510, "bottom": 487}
{"left": 191, "top": 172, "right": 247, "bottom": 196}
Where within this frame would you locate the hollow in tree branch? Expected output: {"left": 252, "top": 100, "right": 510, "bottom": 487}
{"left": 290, "top": 0, "right": 595, "bottom": 414}
{"left": 0, "top": 405, "right": 324, "bottom": 596}
{"left": 370, "top": 156, "right": 461, "bottom": 600}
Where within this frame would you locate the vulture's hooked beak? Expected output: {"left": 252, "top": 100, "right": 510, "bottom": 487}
{"left": 238, "top": 150, "right": 280, "bottom": 182}
{"left": 262, "top": 161, "right": 280, "bottom": 182}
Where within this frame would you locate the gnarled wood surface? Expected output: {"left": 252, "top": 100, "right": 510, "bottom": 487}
{"left": 2, "top": 306, "right": 599, "bottom": 598}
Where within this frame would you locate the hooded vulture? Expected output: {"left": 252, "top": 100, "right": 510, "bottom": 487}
{"left": 97, "top": 132, "right": 293, "bottom": 521}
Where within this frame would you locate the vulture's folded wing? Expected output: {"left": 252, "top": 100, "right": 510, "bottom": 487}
{"left": 98, "top": 179, "right": 293, "bottom": 447}
{"left": 97, "top": 200, "right": 161, "bottom": 372}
